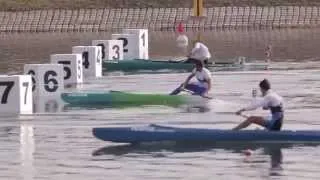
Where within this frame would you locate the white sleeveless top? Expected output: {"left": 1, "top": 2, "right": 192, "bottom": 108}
{"left": 191, "top": 67, "right": 212, "bottom": 88}
{"left": 245, "top": 90, "right": 284, "bottom": 111}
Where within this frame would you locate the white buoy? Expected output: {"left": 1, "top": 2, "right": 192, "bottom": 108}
{"left": 50, "top": 54, "right": 83, "bottom": 84}
{"left": 72, "top": 46, "right": 102, "bottom": 78}
{"left": 0, "top": 75, "right": 33, "bottom": 115}
{"left": 24, "top": 64, "right": 64, "bottom": 97}
{"left": 92, "top": 40, "right": 124, "bottom": 61}
{"left": 252, "top": 88, "right": 257, "bottom": 98}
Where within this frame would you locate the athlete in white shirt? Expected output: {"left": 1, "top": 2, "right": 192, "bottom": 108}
{"left": 185, "top": 42, "right": 212, "bottom": 64}
{"left": 233, "top": 79, "right": 284, "bottom": 131}
{"left": 170, "top": 60, "right": 212, "bottom": 98}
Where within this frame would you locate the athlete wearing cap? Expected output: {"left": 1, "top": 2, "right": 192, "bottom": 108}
{"left": 184, "top": 41, "right": 212, "bottom": 64}
{"left": 233, "top": 79, "right": 284, "bottom": 131}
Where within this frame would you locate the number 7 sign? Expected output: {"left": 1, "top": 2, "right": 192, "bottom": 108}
{"left": 0, "top": 75, "right": 32, "bottom": 115}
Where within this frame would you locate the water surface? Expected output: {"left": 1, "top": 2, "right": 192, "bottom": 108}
{"left": 0, "top": 29, "right": 320, "bottom": 179}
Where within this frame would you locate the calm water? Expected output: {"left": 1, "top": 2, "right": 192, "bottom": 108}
{"left": 0, "top": 28, "right": 320, "bottom": 73}
{"left": 0, "top": 29, "right": 320, "bottom": 179}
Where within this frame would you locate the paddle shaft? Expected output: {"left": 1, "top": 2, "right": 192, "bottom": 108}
{"left": 239, "top": 113, "right": 249, "bottom": 119}
{"left": 182, "top": 88, "right": 213, "bottom": 99}
{"left": 217, "top": 112, "right": 249, "bottom": 118}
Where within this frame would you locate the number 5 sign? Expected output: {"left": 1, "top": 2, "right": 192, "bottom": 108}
{"left": 50, "top": 54, "right": 83, "bottom": 85}
{"left": 0, "top": 75, "right": 32, "bottom": 115}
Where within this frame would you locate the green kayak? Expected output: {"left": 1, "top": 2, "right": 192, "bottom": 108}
{"left": 61, "top": 90, "right": 208, "bottom": 108}
{"left": 103, "top": 58, "right": 193, "bottom": 72}
{"left": 102, "top": 58, "right": 269, "bottom": 73}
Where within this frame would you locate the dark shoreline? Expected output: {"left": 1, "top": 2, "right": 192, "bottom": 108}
{"left": 1, "top": 0, "right": 320, "bottom": 11}
{"left": 0, "top": 6, "right": 319, "bottom": 33}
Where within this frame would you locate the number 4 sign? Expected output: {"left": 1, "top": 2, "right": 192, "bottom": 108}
{"left": 72, "top": 46, "right": 102, "bottom": 78}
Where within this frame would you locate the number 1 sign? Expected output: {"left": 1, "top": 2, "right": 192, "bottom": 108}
{"left": 123, "top": 29, "right": 149, "bottom": 59}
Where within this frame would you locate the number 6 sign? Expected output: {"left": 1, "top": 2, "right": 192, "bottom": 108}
{"left": 24, "top": 64, "right": 64, "bottom": 97}
{"left": 0, "top": 75, "right": 32, "bottom": 115}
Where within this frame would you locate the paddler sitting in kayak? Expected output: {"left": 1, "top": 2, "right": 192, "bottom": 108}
{"left": 233, "top": 79, "right": 284, "bottom": 131}
{"left": 170, "top": 60, "right": 212, "bottom": 98}
{"left": 184, "top": 41, "right": 212, "bottom": 65}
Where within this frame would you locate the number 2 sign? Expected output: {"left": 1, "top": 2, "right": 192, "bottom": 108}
{"left": 112, "top": 29, "right": 149, "bottom": 60}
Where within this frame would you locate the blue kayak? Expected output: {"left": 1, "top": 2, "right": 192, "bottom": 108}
{"left": 92, "top": 124, "right": 320, "bottom": 143}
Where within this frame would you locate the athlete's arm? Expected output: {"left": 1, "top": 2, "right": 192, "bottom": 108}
{"left": 236, "top": 96, "right": 269, "bottom": 114}
{"left": 182, "top": 73, "right": 195, "bottom": 88}
{"left": 182, "top": 69, "right": 196, "bottom": 88}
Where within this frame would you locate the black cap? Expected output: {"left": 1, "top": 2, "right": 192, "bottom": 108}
{"left": 259, "top": 79, "right": 271, "bottom": 90}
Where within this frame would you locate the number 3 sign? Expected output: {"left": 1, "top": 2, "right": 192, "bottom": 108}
{"left": 92, "top": 40, "right": 124, "bottom": 61}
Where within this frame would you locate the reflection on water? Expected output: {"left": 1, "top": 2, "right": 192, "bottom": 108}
{"left": 0, "top": 29, "right": 320, "bottom": 179}
{"left": 0, "top": 69, "right": 319, "bottom": 179}
{"left": 33, "top": 95, "right": 66, "bottom": 113}
{"left": 20, "top": 123, "right": 35, "bottom": 180}
{"left": 0, "top": 29, "right": 319, "bottom": 74}
{"left": 267, "top": 147, "right": 283, "bottom": 176}
{"left": 93, "top": 142, "right": 318, "bottom": 177}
